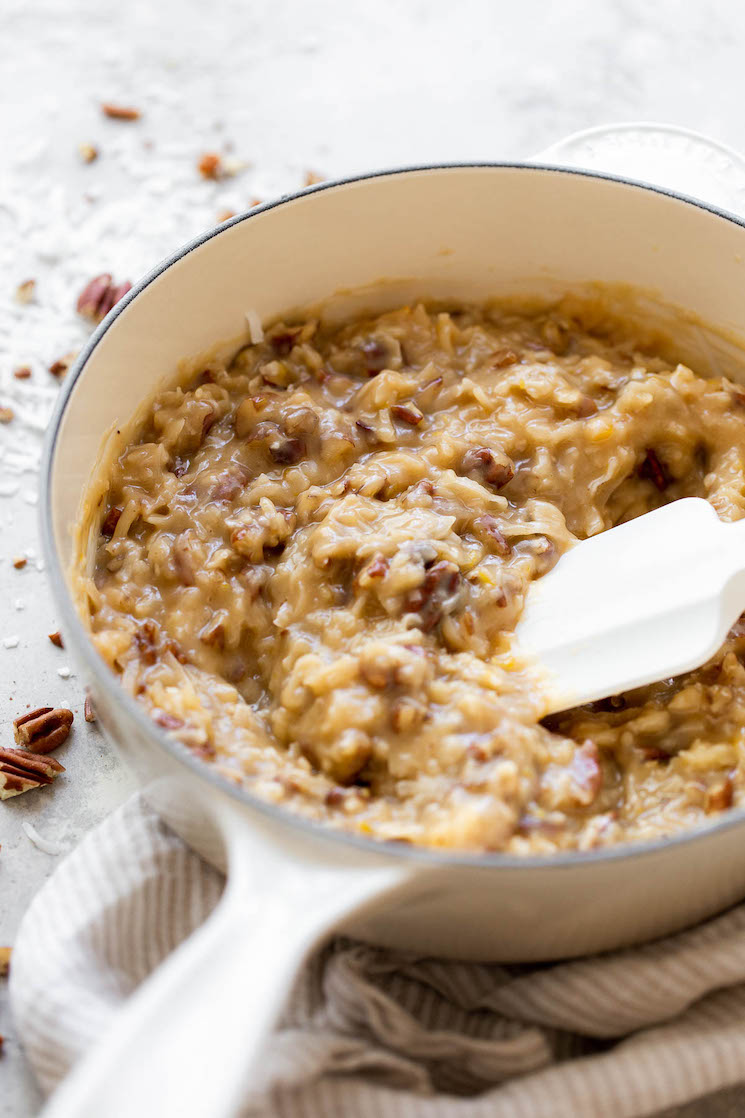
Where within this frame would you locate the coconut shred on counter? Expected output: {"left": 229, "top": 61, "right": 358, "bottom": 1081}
{"left": 81, "top": 298, "right": 745, "bottom": 853}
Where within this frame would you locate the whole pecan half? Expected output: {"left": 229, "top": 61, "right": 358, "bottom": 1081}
{"left": 0, "top": 746, "right": 65, "bottom": 799}
{"left": 77, "top": 274, "right": 132, "bottom": 324}
{"left": 13, "top": 707, "right": 74, "bottom": 753}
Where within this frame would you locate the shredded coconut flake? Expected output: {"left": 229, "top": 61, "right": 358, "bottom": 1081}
{"left": 245, "top": 307, "right": 264, "bottom": 344}
{"left": 22, "top": 822, "right": 65, "bottom": 856}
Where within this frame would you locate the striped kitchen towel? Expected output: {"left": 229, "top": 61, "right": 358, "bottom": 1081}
{"left": 9, "top": 792, "right": 745, "bottom": 1117}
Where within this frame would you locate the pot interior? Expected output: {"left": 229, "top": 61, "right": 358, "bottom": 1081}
{"left": 50, "top": 164, "right": 745, "bottom": 589}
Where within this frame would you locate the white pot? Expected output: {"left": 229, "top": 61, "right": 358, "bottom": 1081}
{"left": 39, "top": 124, "right": 745, "bottom": 1118}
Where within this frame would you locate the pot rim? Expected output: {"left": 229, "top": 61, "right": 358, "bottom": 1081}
{"left": 41, "top": 159, "right": 745, "bottom": 871}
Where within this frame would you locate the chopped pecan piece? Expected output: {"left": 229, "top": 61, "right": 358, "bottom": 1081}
{"left": 638, "top": 448, "right": 670, "bottom": 491}
{"left": 269, "top": 328, "right": 303, "bottom": 356}
{"left": 366, "top": 555, "right": 389, "bottom": 580}
{"left": 405, "top": 560, "right": 462, "bottom": 632}
{"left": 199, "top": 615, "right": 226, "bottom": 649}
{"left": 269, "top": 436, "right": 305, "bottom": 465}
{"left": 77, "top": 274, "right": 132, "bottom": 324}
{"left": 473, "top": 515, "right": 511, "bottom": 556}
{"left": 12, "top": 557, "right": 27, "bottom": 570}
{"left": 78, "top": 142, "right": 99, "bottom": 163}
{"left": 165, "top": 639, "right": 190, "bottom": 665}
{"left": 390, "top": 403, "right": 423, "bottom": 426}
{"left": 706, "top": 776, "right": 734, "bottom": 813}
{"left": 101, "top": 505, "right": 123, "bottom": 537}
{"left": 201, "top": 406, "right": 217, "bottom": 439}
{"left": 84, "top": 695, "right": 96, "bottom": 723}
{"left": 13, "top": 366, "right": 31, "bottom": 379}
{"left": 461, "top": 447, "right": 514, "bottom": 490}
{"left": 359, "top": 336, "right": 400, "bottom": 376}
{"left": 48, "top": 631, "right": 64, "bottom": 648}
{"left": 324, "top": 785, "right": 347, "bottom": 807}
{"left": 13, "top": 707, "right": 73, "bottom": 753}
{"left": 491, "top": 347, "right": 518, "bottom": 368}
{"left": 101, "top": 102, "right": 141, "bottom": 121}
{"left": 0, "top": 406, "right": 14, "bottom": 424}
{"left": 171, "top": 456, "right": 189, "bottom": 478}
{"left": 209, "top": 467, "right": 249, "bottom": 502}
{"left": 135, "top": 619, "right": 159, "bottom": 665}
{"left": 642, "top": 745, "right": 672, "bottom": 762}
{"left": 154, "top": 711, "right": 184, "bottom": 731}
{"left": 0, "top": 746, "right": 65, "bottom": 799}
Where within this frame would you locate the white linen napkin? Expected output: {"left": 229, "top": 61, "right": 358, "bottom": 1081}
{"left": 9, "top": 792, "right": 745, "bottom": 1117}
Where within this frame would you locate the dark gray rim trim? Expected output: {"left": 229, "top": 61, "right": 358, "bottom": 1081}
{"left": 41, "top": 160, "right": 745, "bottom": 871}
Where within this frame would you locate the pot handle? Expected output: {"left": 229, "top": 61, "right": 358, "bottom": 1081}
{"left": 533, "top": 122, "right": 745, "bottom": 216}
{"left": 40, "top": 804, "right": 411, "bottom": 1118}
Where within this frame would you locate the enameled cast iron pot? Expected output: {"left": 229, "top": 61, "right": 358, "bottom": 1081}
{"left": 37, "top": 125, "right": 745, "bottom": 1118}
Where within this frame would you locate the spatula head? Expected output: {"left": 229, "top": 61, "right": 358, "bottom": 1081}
{"left": 514, "top": 498, "right": 742, "bottom": 715}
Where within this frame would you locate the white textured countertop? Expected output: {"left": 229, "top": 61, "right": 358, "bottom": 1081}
{"left": 4, "top": 0, "right": 745, "bottom": 1114}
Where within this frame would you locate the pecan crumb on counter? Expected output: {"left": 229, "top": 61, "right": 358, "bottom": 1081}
{"left": 12, "top": 557, "right": 27, "bottom": 570}
{"left": 13, "top": 366, "right": 32, "bottom": 380}
{"left": 49, "top": 352, "right": 78, "bottom": 379}
{"left": 0, "top": 407, "right": 14, "bottom": 424}
{"left": 84, "top": 695, "right": 96, "bottom": 723}
{"left": 198, "top": 153, "right": 244, "bottom": 181}
{"left": 197, "top": 152, "right": 223, "bottom": 179}
{"left": 48, "top": 632, "right": 64, "bottom": 648}
{"left": 14, "top": 279, "right": 36, "bottom": 304}
{"left": 101, "top": 102, "right": 141, "bottom": 121}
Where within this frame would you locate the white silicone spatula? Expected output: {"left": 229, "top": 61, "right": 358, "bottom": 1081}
{"left": 514, "top": 498, "right": 745, "bottom": 715}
